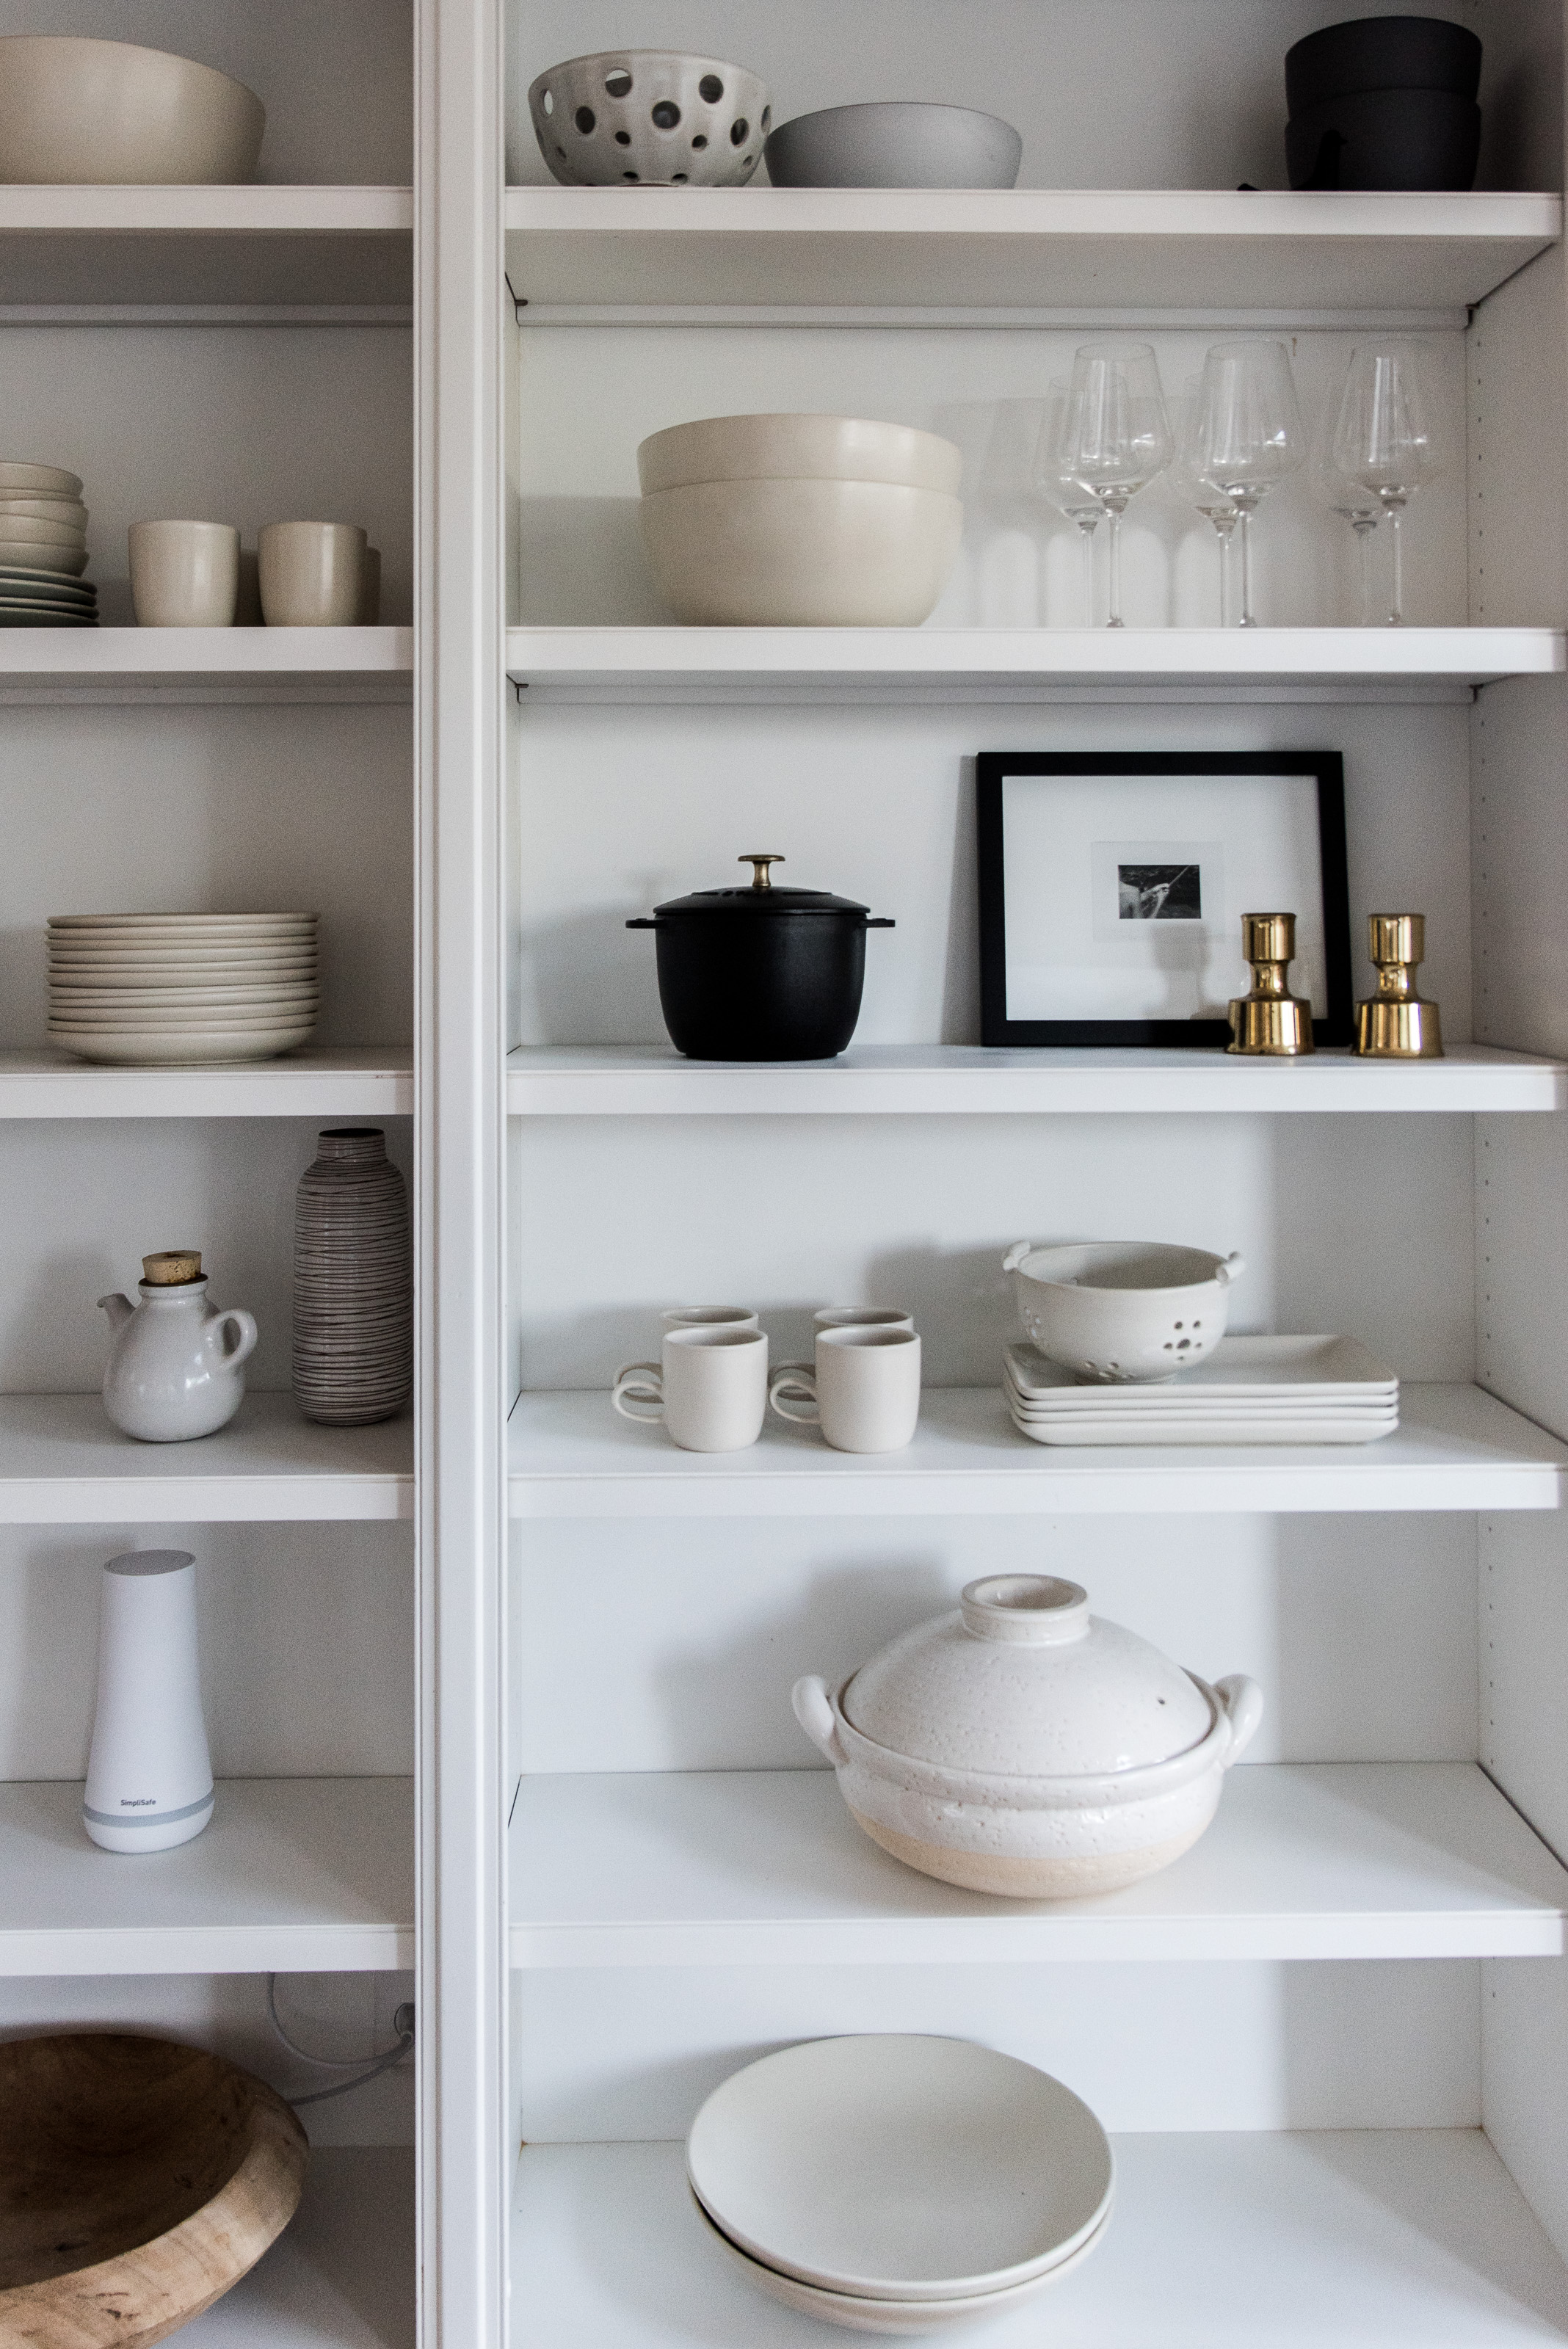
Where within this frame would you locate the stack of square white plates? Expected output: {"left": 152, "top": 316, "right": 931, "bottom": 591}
{"left": 686, "top": 2036, "right": 1114, "bottom": 2334}
{"left": 0, "top": 462, "right": 96, "bottom": 625}
{"left": 1004, "top": 1333, "right": 1400, "bottom": 1445}
{"left": 47, "top": 912, "right": 319, "bottom": 1066}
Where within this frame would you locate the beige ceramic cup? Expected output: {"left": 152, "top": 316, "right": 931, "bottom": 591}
{"left": 662, "top": 1306, "right": 760, "bottom": 1332}
{"left": 771, "top": 1325, "right": 922, "bottom": 1453}
{"left": 613, "top": 1325, "right": 769, "bottom": 1452}
{"left": 128, "top": 520, "right": 239, "bottom": 626}
{"left": 258, "top": 520, "right": 367, "bottom": 626}
{"left": 814, "top": 1306, "right": 915, "bottom": 1333}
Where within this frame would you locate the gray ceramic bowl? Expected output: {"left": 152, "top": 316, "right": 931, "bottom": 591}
{"left": 764, "top": 101, "right": 1021, "bottom": 189}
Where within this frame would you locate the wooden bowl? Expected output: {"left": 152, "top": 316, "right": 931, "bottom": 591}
{"left": 0, "top": 2033, "right": 308, "bottom": 2349}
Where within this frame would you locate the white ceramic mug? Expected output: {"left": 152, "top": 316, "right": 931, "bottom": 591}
{"left": 614, "top": 1325, "right": 768, "bottom": 1452}
{"left": 128, "top": 520, "right": 239, "bottom": 627}
{"left": 771, "top": 1326, "right": 921, "bottom": 1453}
{"left": 258, "top": 520, "right": 367, "bottom": 627}
{"left": 814, "top": 1306, "right": 915, "bottom": 1333}
{"left": 662, "top": 1306, "right": 760, "bottom": 1332}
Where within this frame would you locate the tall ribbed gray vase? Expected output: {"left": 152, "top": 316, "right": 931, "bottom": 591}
{"left": 292, "top": 1126, "right": 412, "bottom": 1425}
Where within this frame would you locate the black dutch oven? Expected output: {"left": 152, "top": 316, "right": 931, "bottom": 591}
{"left": 628, "top": 854, "right": 894, "bottom": 1061}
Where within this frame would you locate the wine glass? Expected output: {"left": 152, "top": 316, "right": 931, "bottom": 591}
{"left": 1313, "top": 446, "right": 1381, "bottom": 626}
{"left": 1331, "top": 341, "right": 1439, "bottom": 627}
{"left": 1030, "top": 380, "right": 1103, "bottom": 625}
{"left": 1169, "top": 389, "right": 1241, "bottom": 626}
{"left": 1051, "top": 341, "right": 1172, "bottom": 628}
{"left": 1186, "top": 340, "right": 1306, "bottom": 628}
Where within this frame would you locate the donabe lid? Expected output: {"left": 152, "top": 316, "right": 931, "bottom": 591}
{"left": 653, "top": 853, "right": 868, "bottom": 918}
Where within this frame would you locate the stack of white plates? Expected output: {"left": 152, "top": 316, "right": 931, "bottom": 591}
{"left": 47, "top": 912, "right": 319, "bottom": 1066}
{"left": 0, "top": 462, "right": 96, "bottom": 623}
{"left": 1005, "top": 1333, "right": 1400, "bottom": 1445}
{"left": 686, "top": 2037, "right": 1114, "bottom": 2335}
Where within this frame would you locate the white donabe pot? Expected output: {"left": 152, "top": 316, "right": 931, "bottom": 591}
{"left": 1003, "top": 1239, "right": 1244, "bottom": 1383}
{"left": 794, "top": 1575, "right": 1262, "bottom": 1898}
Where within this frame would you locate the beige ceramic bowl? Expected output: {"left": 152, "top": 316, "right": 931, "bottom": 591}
{"left": 638, "top": 413, "right": 963, "bottom": 496}
{"left": 0, "top": 37, "right": 264, "bottom": 184}
{"left": 640, "top": 477, "right": 962, "bottom": 625}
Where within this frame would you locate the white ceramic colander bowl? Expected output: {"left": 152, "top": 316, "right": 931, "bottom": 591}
{"left": 1003, "top": 1240, "right": 1245, "bottom": 1383}
{"left": 529, "top": 51, "right": 769, "bottom": 186}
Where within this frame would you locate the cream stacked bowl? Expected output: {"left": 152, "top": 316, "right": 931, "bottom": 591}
{"left": 636, "top": 413, "right": 965, "bottom": 625}
{"left": 47, "top": 914, "right": 319, "bottom": 1066}
{"left": 0, "top": 462, "right": 97, "bottom": 623}
{"left": 686, "top": 2036, "right": 1114, "bottom": 2334}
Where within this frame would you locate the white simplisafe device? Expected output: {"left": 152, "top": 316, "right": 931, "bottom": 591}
{"left": 84, "top": 1549, "right": 214, "bottom": 1853}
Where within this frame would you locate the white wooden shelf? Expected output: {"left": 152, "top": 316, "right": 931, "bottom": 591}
{"left": 504, "top": 187, "right": 1561, "bottom": 320}
{"left": 513, "top": 2129, "right": 1568, "bottom": 2347}
{"left": 506, "top": 625, "right": 1565, "bottom": 702}
{"left": 0, "top": 1393, "right": 412, "bottom": 1523}
{"left": 507, "top": 1042, "right": 1567, "bottom": 1117}
{"left": 184, "top": 2147, "right": 413, "bottom": 2349}
{"left": 0, "top": 1046, "right": 413, "bottom": 1119}
{"left": 507, "top": 1383, "right": 1565, "bottom": 1518}
{"left": 0, "top": 186, "right": 413, "bottom": 311}
{"left": 510, "top": 1764, "right": 1568, "bottom": 1968}
{"left": 0, "top": 1775, "right": 412, "bottom": 1973}
{"left": 0, "top": 626, "right": 411, "bottom": 700}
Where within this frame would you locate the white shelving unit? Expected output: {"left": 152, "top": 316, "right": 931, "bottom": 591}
{"left": 508, "top": 1384, "right": 1567, "bottom": 1517}
{"left": 511, "top": 1764, "right": 1568, "bottom": 1967}
{"left": 184, "top": 2148, "right": 414, "bottom": 2349}
{"left": 0, "top": 1776, "right": 413, "bottom": 1974}
{"left": 498, "top": 0, "right": 1568, "bottom": 2338}
{"left": 0, "top": 1047, "right": 413, "bottom": 1119}
{"left": 0, "top": 185, "right": 412, "bottom": 308}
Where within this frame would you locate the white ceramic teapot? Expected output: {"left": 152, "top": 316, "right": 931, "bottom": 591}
{"left": 98, "top": 1250, "right": 258, "bottom": 1443}
{"left": 794, "top": 1573, "right": 1262, "bottom": 1898}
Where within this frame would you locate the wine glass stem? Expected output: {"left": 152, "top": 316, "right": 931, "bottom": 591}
{"left": 1080, "top": 523, "right": 1095, "bottom": 628}
{"left": 1357, "top": 523, "right": 1373, "bottom": 627}
{"left": 1387, "top": 509, "right": 1404, "bottom": 627}
{"left": 1239, "top": 509, "right": 1256, "bottom": 628}
{"left": 1107, "top": 509, "right": 1123, "bottom": 628}
{"left": 1219, "top": 532, "right": 1230, "bottom": 630}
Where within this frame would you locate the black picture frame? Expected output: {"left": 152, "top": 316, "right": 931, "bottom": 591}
{"left": 976, "top": 751, "right": 1353, "bottom": 1048}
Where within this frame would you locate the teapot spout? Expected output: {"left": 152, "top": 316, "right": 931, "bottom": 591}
{"left": 97, "top": 1292, "right": 134, "bottom": 1332}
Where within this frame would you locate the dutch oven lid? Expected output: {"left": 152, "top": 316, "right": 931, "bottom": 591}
{"left": 652, "top": 854, "right": 871, "bottom": 918}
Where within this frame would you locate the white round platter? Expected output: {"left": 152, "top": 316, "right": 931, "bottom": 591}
{"left": 686, "top": 2036, "right": 1114, "bottom": 2303}
{"left": 51, "top": 1027, "right": 313, "bottom": 1065}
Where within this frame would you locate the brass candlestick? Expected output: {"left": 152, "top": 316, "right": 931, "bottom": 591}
{"left": 1227, "top": 912, "right": 1315, "bottom": 1056}
{"left": 1353, "top": 913, "right": 1443, "bottom": 1058}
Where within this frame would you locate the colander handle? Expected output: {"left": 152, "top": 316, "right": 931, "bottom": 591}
{"left": 1003, "top": 1241, "right": 1034, "bottom": 1275}
{"left": 1215, "top": 1251, "right": 1246, "bottom": 1286}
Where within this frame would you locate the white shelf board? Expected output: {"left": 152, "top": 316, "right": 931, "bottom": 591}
{"left": 0, "top": 626, "right": 411, "bottom": 694}
{"left": 0, "top": 186, "right": 413, "bottom": 310}
{"left": 0, "top": 1046, "right": 413, "bottom": 1119}
{"left": 504, "top": 186, "right": 1562, "bottom": 318}
{"left": 506, "top": 625, "right": 1565, "bottom": 700}
{"left": 510, "top": 1763, "right": 1568, "bottom": 1968}
{"left": 0, "top": 1775, "right": 412, "bottom": 1973}
{"left": 0, "top": 1392, "right": 412, "bottom": 1523}
{"left": 182, "top": 2147, "right": 413, "bottom": 2349}
{"left": 507, "top": 1382, "right": 1566, "bottom": 1517}
{"left": 507, "top": 1042, "right": 1567, "bottom": 1117}
{"left": 512, "top": 2130, "right": 1568, "bottom": 2348}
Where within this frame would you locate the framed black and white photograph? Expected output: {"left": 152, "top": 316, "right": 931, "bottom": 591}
{"left": 977, "top": 752, "right": 1352, "bottom": 1048}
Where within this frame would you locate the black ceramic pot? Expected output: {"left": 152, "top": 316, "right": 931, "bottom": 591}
{"left": 1285, "top": 16, "right": 1482, "bottom": 114}
{"left": 628, "top": 854, "right": 894, "bottom": 1061}
{"left": 1286, "top": 85, "right": 1481, "bottom": 189}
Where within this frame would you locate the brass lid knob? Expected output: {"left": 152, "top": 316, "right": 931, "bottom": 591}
{"left": 142, "top": 1249, "right": 202, "bottom": 1285}
{"left": 739, "top": 854, "right": 785, "bottom": 890}
{"left": 1368, "top": 912, "right": 1424, "bottom": 966}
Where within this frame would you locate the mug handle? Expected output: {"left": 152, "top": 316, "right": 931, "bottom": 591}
{"left": 769, "top": 1364, "right": 820, "bottom": 1426}
{"left": 612, "top": 1362, "right": 665, "bottom": 1425}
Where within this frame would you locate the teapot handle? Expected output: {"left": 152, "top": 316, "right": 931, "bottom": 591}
{"left": 205, "top": 1309, "right": 258, "bottom": 1371}
{"left": 792, "top": 1676, "right": 849, "bottom": 1768}
{"left": 1214, "top": 1674, "right": 1264, "bottom": 1767}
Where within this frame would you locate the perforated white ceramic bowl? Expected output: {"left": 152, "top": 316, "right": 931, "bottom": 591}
{"left": 529, "top": 51, "right": 769, "bottom": 186}
{"left": 1003, "top": 1239, "right": 1245, "bottom": 1383}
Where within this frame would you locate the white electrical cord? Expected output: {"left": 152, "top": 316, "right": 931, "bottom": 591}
{"left": 266, "top": 1973, "right": 415, "bottom": 2107}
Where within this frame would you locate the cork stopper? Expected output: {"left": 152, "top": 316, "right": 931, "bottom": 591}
{"left": 142, "top": 1250, "right": 202, "bottom": 1286}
